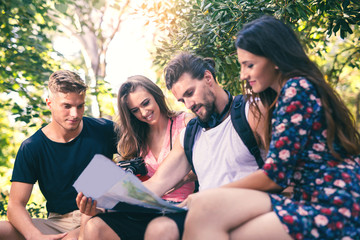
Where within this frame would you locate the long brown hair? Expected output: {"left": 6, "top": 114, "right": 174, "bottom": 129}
{"left": 116, "top": 75, "right": 179, "bottom": 160}
{"left": 236, "top": 15, "right": 360, "bottom": 159}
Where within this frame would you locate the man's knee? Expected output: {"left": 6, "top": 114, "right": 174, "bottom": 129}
{"left": 83, "top": 217, "right": 103, "bottom": 238}
{"left": 82, "top": 217, "right": 119, "bottom": 240}
{"left": 145, "top": 217, "right": 179, "bottom": 240}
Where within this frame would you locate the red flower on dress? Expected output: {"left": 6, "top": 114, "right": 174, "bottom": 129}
{"left": 333, "top": 198, "right": 343, "bottom": 205}
{"left": 294, "top": 142, "right": 301, "bottom": 149}
{"left": 283, "top": 215, "right": 294, "bottom": 224}
{"left": 293, "top": 100, "right": 302, "bottom": 107}
{"left": 278, "top": 172, "right": 285, "bottom": 179}
{"left": 312, "top": 122, "right": 322, "bottom": 130}
{"left": 263, "top": 163, "right": 272, "bottom": 170}
{"left": 286, "top": 104, "right": 297, "bottom": 113}
{"left": 353, "top": 203, "right": 360, "bottom": 211}
{"left": 280, "top": 136, "right": 290, "bottom": 143}
{"left": 336, "top": 221, "right": 344, "bottom": 229}
{"left": 320, "top": 208, "right": 332, "bottom": 215}
{"left": 341, "top": 172, "right": 351, "bottom": 183}
{"left": 327, "top": 160, "right": 338, "bottom": 167}
{"left": 324, "top": 174, "right": 333, "bottom": 182}
{"left": 295, "top": 233, "right": 304, "bottom": 240}
{"left": 275, "top": 140, "right": 285, "bottom": 148}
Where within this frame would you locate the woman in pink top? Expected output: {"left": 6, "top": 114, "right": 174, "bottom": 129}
{"left": 116, "top": 75, "right": 195, "bottom": 203}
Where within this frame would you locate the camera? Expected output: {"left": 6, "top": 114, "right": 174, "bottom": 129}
{"left": 118, "top": 157, "right": 148, "bottom": 177}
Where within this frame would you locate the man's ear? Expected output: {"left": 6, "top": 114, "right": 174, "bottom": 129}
{"left": 204, "top": 70, "right": 214, "bottom": 86}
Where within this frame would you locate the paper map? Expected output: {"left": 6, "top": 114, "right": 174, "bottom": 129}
{"left": 73, "top": 154, "right": 185, "bottom": 214}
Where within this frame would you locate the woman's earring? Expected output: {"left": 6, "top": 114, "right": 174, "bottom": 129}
{"left": 275, "top": 66, "right": 279, "bottom": 70}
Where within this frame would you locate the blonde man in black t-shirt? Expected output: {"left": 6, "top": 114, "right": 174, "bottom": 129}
{"left": 0, "top": 70, "right": 117, "bottom": 240}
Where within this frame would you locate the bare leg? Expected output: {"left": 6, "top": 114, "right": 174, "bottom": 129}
{"left": 0, "top": 221, "right": 24, "bottom": 240}
{"left": 183, "top": 188, "right": 291, "bottom": 240}
{"left": 145, "top": 216, "right": 180, "bottom": 240}
{"left": 80, "top": 217, "right": 120, "bottom": 240}
{"left": 230, "top": 212, "right": 291, "bottom": 240}
{"left": 63, "top": 227, "right": 80, "bottom": 240}
{"left": 78, "top": 214, "right": 91, "bottom": 240}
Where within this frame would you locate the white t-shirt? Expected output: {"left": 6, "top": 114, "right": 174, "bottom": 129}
{"left": 180, "top": 101, "right": 264, "bottom": 191}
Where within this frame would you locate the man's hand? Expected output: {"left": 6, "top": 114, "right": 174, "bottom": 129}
{"left": 176, "top": 192, "right": 198, "bottom": 209}
{"left": 176, "top": 197, "right": 188, "bottom": 209}
{"left": 164, "top": 171, "right": 197, "bottom": 195}
{"left": 76, "top": 192, "right": 102, "bottom": 216}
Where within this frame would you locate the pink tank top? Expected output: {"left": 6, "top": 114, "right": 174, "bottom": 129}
{"left": 144, "top": 113, "right": 195, "bottom": 202}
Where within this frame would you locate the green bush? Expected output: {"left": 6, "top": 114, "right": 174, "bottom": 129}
{"left": 0, "top": 191, "right": 47, "bottom": 220}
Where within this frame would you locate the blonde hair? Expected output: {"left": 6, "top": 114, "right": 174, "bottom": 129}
{"left": 48, "top": 70, "right": 87, "bottom": 95}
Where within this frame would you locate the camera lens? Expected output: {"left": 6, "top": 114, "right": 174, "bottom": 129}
{"left": 126, "top": 167, "right": 136, "bottom": 174}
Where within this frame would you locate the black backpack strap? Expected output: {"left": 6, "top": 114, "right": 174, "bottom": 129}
{"left": 231, "top": 95, "right": 264, "bottom": 168}
{"left": 183, "top": 118, "right": 199, "bottom": 175}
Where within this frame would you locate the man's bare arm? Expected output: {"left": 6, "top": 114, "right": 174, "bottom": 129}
{"left": 7, "top": 182, "right": 67, "bottom": 240}
{"left": 143, "top": 135, "right": 191, "bottom": 197}
{"left": 78, "top": 135, "right": 191, "bottom": 216}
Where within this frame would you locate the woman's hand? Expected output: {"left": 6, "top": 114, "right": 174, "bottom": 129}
{"left": 76, "top": 192, "right": 102, "bottom": 216}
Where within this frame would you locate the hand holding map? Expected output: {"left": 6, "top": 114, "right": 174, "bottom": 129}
{"left": 73, "top": 154, "right": 185, "bottom": 214}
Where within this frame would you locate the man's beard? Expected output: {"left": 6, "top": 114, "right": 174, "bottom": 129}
{"left": 196, "top": 102, "right": 215, "bottom": 122}
{"left": 193, "top": 90, "right": 216, "bottom": 123}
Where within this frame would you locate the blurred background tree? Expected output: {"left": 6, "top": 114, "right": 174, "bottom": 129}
{"left": 0, "top": 0, "right": 62, "bottom": 218}
{"left": 0, "top": 0, "right": 134, "bottom": 218}
{"left": 49, "top": 0, "right": 131, "bottom": 117}
{"left": 0, "top": 0, "right": 59, "bottom": 130}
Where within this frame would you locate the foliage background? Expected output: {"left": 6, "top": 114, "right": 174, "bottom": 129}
{"left": 141, "top": 0, "right": 360, "bottom": 126}
{"left": 0, "top": 0, "right": 359, "bottom": 219}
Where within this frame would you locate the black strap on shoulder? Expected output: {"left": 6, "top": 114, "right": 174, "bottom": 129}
{"left": 183, "top": 118, "right": 199, "bottom": 175}
{"left": 231, "top": 95, "right": 264, "bottom": 168}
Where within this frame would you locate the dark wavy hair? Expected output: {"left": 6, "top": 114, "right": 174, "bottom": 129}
{"left": 164, "top": 52, "right": 216, "bottom": 90}
{"left": 236, "top": 15, "right": 360, "bottom": 158}
{"left": 116, "top": 75, "right": 179, "bottom": 159}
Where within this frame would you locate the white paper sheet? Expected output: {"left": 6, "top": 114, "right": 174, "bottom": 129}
{"left": 73, "top": 154, "right": 185, "bottom": 213}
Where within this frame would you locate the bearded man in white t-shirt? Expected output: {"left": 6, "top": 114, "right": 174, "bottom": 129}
{"left": 76, "top": 53, "right": 267, "bottom": 240}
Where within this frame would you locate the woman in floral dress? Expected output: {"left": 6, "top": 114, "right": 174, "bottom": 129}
{"left": 181, "top": 15, "right": 360, "bottom": 239}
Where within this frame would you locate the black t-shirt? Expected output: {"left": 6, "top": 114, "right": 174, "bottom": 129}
{"left": 11, "top": 117, "right": 118, "bottom": 214}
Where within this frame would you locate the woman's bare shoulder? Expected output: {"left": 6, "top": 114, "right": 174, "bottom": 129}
{"left": 183, "top": 112, "right": 196, "bottom": 126}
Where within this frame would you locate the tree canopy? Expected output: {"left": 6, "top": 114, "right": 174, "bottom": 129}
{"left": 0, "top": 0, "right": 64, "bottom": 168}
{"left": 141, "top": 0, "right": 360, "bottom": 126}
{"left": 0, "top": 0, "right": 63, "bottom": 127}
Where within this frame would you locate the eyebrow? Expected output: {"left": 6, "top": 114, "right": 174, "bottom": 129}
{"left": 61, "top": 101, "right": 85, "bottom": 106}
{"left": 177, "top": 88, "right": 193, "bottom": 103}
{"left": 129, "top": 98, "right": 149, "bottom": 111}
{"left": 140, "top": 98, "right": 149, "bottom": 105}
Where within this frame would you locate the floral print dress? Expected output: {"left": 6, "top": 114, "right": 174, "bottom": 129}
{"left": 262, "top": 77, "right": 360, "bottom": 239}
